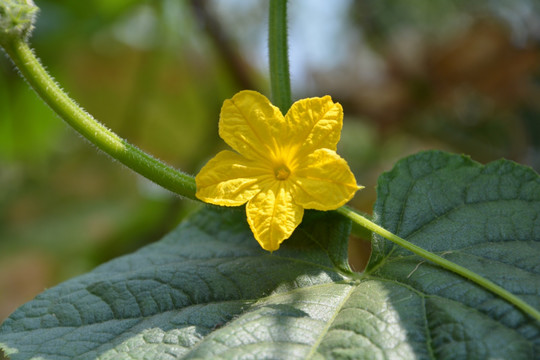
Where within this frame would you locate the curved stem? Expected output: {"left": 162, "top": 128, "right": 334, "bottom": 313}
{"left": 1, "top": 37, "right": 197, "bottom": 200}
{"left": 337, "top": 206, "right": 540, "bottom": 322}
{"left": 268, "top": 0, "right": 291, "bottom": 114}
{"left": 5, "top": 7, "right": 538, "bottom": 324}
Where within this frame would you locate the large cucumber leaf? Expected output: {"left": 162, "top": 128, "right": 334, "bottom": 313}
{"left": 365, "top": 151, "right": 540, "bottom": 359}
{"left": 1, "top": 151, "right": 539, "bottom": 359}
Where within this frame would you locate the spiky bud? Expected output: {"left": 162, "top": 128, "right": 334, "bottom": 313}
{"left": 0, "top": 0, "right": 39, "bottom": 44}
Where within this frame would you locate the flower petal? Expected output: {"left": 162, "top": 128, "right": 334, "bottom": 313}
{"left": 292, "top": 148, "right": 361, "bottom": 210}
{"left": 283, "top": 96, "right": 343, "bottom": 155}
{"left": 196, "top": 150, "right": 271, "bottom": 206}
{"left": 219, "top": 90, "right": 284, "bottom": 161}
{"left": 246, "top": 181, "right": 304, "bottom": 251}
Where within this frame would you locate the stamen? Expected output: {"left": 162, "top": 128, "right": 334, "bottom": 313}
{"left": 274, "top": 164, "right": 291, "bottom": 180}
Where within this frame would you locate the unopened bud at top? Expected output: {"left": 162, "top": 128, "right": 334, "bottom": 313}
{"left": 0, "top": 0, "right": 39, "bottom": 44}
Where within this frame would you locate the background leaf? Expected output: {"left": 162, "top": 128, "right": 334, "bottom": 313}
{"left": 1, "top": 151, "right": 539, "bottom": 359}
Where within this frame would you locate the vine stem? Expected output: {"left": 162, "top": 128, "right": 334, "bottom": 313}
{"left": 1, "top": 37, "right": 197, "bottom": 200}
{"left": 268, "top": 0, "right": 291, "bottom": 114}
{"left": 337, "top": 206, "right": 540, "bottom": 322}
{"left": 3, "top": 3, "right": 538, "bottom": 323}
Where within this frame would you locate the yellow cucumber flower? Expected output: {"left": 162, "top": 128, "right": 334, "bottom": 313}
{"left": 195, "top": 90, "right": 361, "bottom": 251}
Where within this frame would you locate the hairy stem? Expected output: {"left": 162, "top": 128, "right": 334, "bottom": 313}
{"left": 4, "top": 4, "right": 537, "bottom": 324}
{"left": 337, "top": 206, "right": 540, "bottom": 322}
{"left": 268, "top": 0, "right": 291, "bottom": 114}
{"left": 1, "top": 37, "right": 197, "bottom": 200}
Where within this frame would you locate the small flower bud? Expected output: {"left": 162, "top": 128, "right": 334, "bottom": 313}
{"left": 0, "top": 0, "right": 39, "bottom": 44}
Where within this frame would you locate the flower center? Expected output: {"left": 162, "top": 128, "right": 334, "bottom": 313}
{"left": 274, "top": 164, "right": 291, "bottom": 180}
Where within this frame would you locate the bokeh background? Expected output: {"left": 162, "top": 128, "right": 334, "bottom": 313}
{"left": 1, "top": 0, "right": 539, "bottom": 327}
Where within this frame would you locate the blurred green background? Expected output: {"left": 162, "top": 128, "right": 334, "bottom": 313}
{"left": 1, "top": 0, "right": 539, "bottom": 324}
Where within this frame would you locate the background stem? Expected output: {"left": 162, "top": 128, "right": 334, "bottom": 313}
{"left": 268, "top": 0, "right": 292, "bottom": 114}
{"left": 1, "top": 37, "right": 197, "bottom": 200}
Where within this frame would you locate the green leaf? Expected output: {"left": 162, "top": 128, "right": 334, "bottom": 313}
{"left": 0, "top": 208, "right": 352, "bottom": 360}
{"left": 366, "top": 150, "right": 540, "bottom": 358}
{"left": 1, "top": 150, "right": 539, "bottom": 359}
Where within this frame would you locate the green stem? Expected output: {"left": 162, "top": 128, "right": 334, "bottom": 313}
{"left": 337, "top": 206, "right": 540, "bottom": 322}
{"left": 268, "top": 0, "right": 291, "bottom": 114}
{"left": 1, "top": 37, "right": 197, "bottom": 200}
{"left": 4, "top": 7, "right": 538, "bottom": 323}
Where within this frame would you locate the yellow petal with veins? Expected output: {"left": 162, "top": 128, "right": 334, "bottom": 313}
{"left": 246, "top": 181, "right": 304, "bottom": 251}
{"left": 196, "top": 150, "right": 272, "bottom": 206}
{"left": 196, "top": 90, "right": 362, "bottom": 252}
{"left": 292, "top": 148, "right": 361, "bottom": 210}
{"left": 219, "top": 90, "right": 284, "bottom": 161}
{"left": 283, "top": 96, "right": 343, "bottom": 156}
